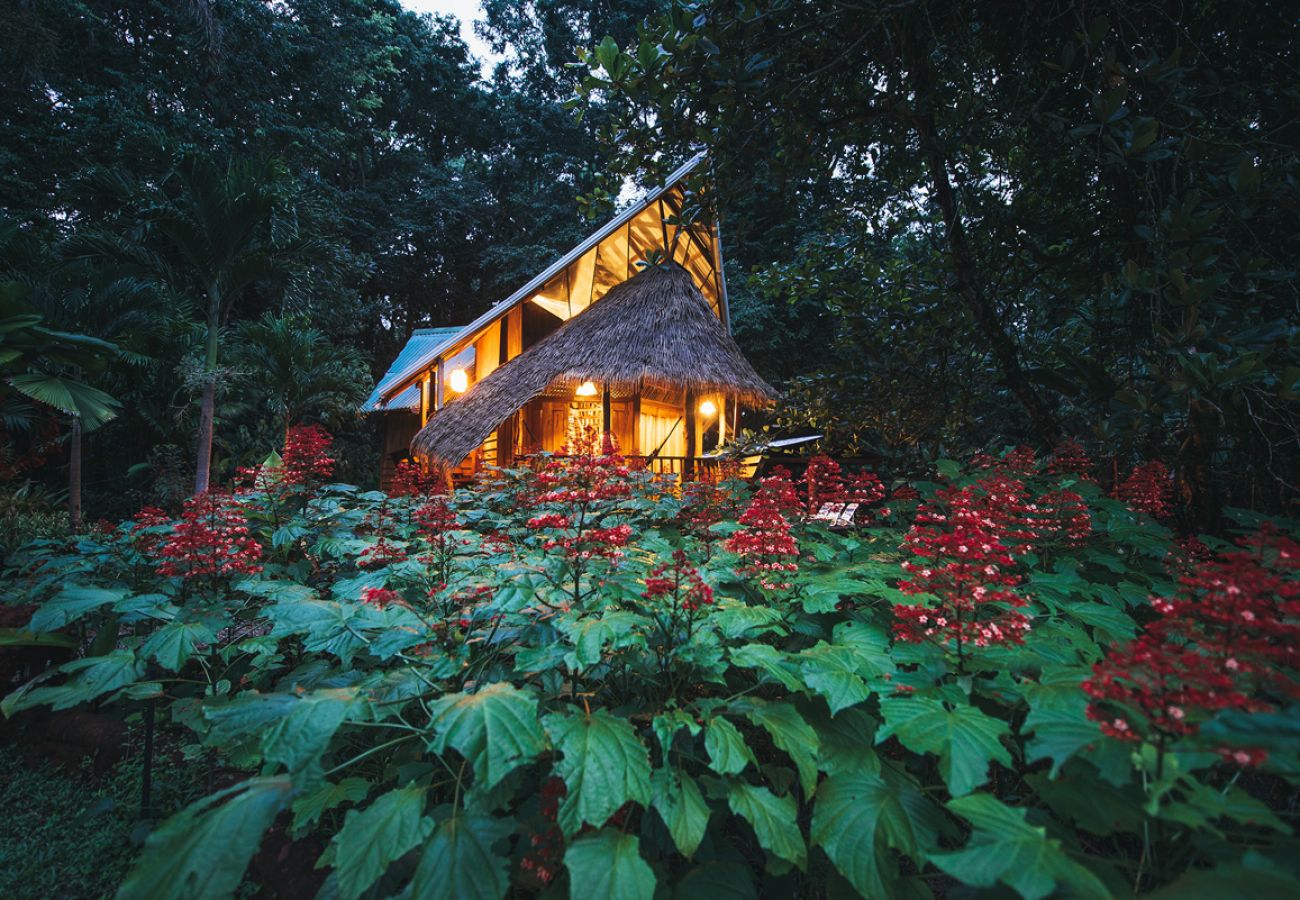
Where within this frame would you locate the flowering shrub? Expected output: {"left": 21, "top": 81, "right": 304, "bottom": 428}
{"left": 1118, "top": 459, "right": 1176, "bottom": 518}
{"left": 280, "top": 423, "right": 335, "bottom": 486}
{"left": 1, "top": 449, "right": 1297, "bottom": 899}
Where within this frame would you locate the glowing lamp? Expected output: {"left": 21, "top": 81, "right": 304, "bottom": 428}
{"left": 575, "top": 381, "right": 598, "bottom": 397}
{"left": 699, "top": 399, "right": 718, "bottom": 417}
{"left": 448, "top": 368, "right": 469, "bottom": 393}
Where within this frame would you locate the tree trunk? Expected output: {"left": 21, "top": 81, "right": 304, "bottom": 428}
{"left": 68, "top": 415, "right": 82, "bottom": 532}
{"left": 194, "top": 296, "right": 221, "bottom": 494}
{"left": 898, "top": 29, "right": 1062, "bottom": 448}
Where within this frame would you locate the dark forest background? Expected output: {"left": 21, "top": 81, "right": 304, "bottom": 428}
{"left": 2, "top": 0, "right": 1297, "bottom": 534}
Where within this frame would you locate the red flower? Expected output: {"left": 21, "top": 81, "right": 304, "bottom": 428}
{"left": 282, "top": 424, "right": 335, "bottom": 486}
{"left": 130, "top": 506, "right": 171, "bottom": 557}
{"left": 1049, "top": 438, "right": 1094, "bottom": 480}
{"left": 1084, "top": 527, "right": 1300, "bottom": 758}
{"left": 391, "top": 459, "right": 444, "bottom": 497}
{"left": 358, "top": 537, "right": 407, "bottom": 568}
{"left": 360, "top": 587, "right": 402, "bottom": 609}
{"left": 643, "top": 550, "right": 714, "bottom": 611}
{"left": 1116, "top": 460, "right": 1175, "bottom": 519}
{"left": 157, "top": 491, "right": 263, "bottom": 580}
{"left": 726, "top": 480, "right": 800, "bottom": 591}
{"left": 804, "top": 455, "right": 846, "bottom": 510}
{"left": 893, "top": 485, "right": 1032, "bottom": 653}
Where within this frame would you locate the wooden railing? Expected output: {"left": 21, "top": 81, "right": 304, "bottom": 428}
{"left": 625, "top": 455, "right": 721, "bottom": 481}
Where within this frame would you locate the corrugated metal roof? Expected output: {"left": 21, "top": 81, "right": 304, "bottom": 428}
{"left": 378, "top": 152, "right": 711, "bottom": 406}
{"left": 361, "top": 326, "right": 462, "bottom": 413}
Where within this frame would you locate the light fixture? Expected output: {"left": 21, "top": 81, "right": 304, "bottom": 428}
{"left": 699, "top": 399, "right": 718, "bottom": 417}
{"left": 575, "top": 381, "right": 598, "bottom": 397}
{"left": 448, "top": 368, "right": 469, "bottom": 393}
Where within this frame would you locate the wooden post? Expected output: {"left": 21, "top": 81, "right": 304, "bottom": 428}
{"left": 419, "top": 375, "right": 430, "bottom": 426}
{"left": 435, "top": 359, "right": 445, "bottom": 410}
{"left": 602, "top": 383, "right": 612, "bottom": 450}
{"left": 684, "top": 389, "right": 697, "bottom": 481}
{"left": 631, "top": 389, "right": 642, "bottom": 456}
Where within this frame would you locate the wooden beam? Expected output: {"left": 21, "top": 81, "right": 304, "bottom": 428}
{"left": 602, "top": 383, "right": 612, "bottom": 435}
{"left": 684, "top": 388, "right": 697, "bottom": 480}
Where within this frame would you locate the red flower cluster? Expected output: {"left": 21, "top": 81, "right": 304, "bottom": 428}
{"left": 157, "top": 492, "right": 263, "bottom": 580}
{"left": 358, "top": 537, "right": 407, "bottom": 569}
{"left": 894, "top": 486, "right": 1032, "bottom": 653}
{"left": 971, "top": 446, "right": 1038, "bottom": 475}
{"left": 282, "top": 424, "right": 335, "bottom": 486}
{"left": 130, "top": 506, "right": 171, "bottom": 557}
{"left": 643, "top": 550, "right": 714, "bottom": 612}
{"left": 1029, "top": 489, "right": 1092, "bottom": 549}
{"left": 1084, "top": 527, "right": 1300, "bottom": 762}
{"left": 1116, "top": 460, "right": 1175, "bottom": 518}
{"left": 803, "top": 455, "right": 845, "bottom": 509}
{"left": 726, "top": 475, "right": 800, "bottom": 591}
{"left": 390, "top": 459, "right": 444, "bottom": 497}
{"left": 520, "top": 777, "right": 566, "bottom": 887}
{"left": 1049, "top": 438, "right": 1094, "bottom": 480}
{"left": 360, "top": 587, "right": 402, "bottom": 609}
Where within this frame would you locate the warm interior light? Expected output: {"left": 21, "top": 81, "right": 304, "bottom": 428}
{"left": 699, "top": 399, "right": 718, "bottom": 417}
{"left": 448, "top": 368, "right": 469, "bottom": 393}
{"left": 575, "top": 381, "right": 598, "bottom": 397}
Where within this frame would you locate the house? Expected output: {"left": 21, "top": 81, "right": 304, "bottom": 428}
{"left": 363, "top": 154, "right": 776, "bottom": 486}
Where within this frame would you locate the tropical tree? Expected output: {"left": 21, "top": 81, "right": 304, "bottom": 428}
{"left": 73, "top": 155, "right": 327, "bottom": 493}
{"left": 228, "top": 312, "right": 371, "bottom": 441}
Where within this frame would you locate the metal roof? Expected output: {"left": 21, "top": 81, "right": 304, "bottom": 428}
{"left": 378, "top": 152, "right": 710, "bottom": 406}
{"left": 361, "top": 326, "right": 462, "bottom": 413}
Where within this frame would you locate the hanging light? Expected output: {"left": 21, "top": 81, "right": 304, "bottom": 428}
{"left": 448, "top": 368, "right": 469, "bottom": 393}
{"left": 575, "top": 381, "right": 598, "bottom": 397}
{"left": 699, "top": 399, "right": 718, "bottom": 417}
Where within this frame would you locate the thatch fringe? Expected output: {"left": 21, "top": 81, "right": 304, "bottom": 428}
{"left": 412, "top": 263, "right": 777, "bottom": 465}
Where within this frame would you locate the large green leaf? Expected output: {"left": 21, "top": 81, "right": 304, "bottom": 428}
{"left": 930, "top": 794, "right": 1109, "bottom": 900}
{"left": 205, "top": 688, "right": 360, "bottom": 776}
{"left": 734, "top": 698, "right": 819, "bottom": 796}
{"left": 729, "top": 643, "right": 803, "bottom": 691}
{"left": 651, "top": 767, "right": 711, "bottom": 858}
{"left": 28, "top": 584, "right": 125, "bottom": 632}
{"left": 545, "top": 708, "right": 652, "bottom": 835}
{"left": 564, "top": 829, "right": 655, "bottom": 900}
{"left": 428, "top": 683, "right": 547, "bottom": 789}
{"left": 291, "top": 778, "right": 370, "bottom": 833}
{"left": 332, "top": 784, "right": 433, "bottom": 900}
{"left": 7, "top": 372, "right": 119, "bottom": 428}
{"left": 704, "top": 715, "right": 756, "bottom": 776}
{"left": 141, "top": 619, "right": 218, "bottom": 671}
{"left": 878, "top": 696, "right": 1012, "bottom": 796}
{"left": 408, "top": 812, "right": 513, "bottom": 900}
{"left": 4, "top": 649, "right": 143, "bottom": 713}
{"left": 797, "top": 643, "right": 871, "bottom": 713}
{"left": 726, "top": 782, "right": 806, "bottom": 869}
{"left": 1022, "top": 672, "right": 1102, "bottom": 777}
{"left": 118, "top": 777, "right": 292, "bottom": 900}
{"left": 812, "top": 771, "right": 929, "bottom": 898}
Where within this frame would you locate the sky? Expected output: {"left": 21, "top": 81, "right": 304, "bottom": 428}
{"left": 397, "top": 0, "right": 501, "bottom": 75}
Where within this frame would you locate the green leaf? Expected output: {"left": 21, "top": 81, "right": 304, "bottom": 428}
{"left": 878, "top": 696, "right": 1011, "bottom": 796}
{"left": 712, "top": 599, "right": 786, "bottom": 640}
{"left": 798, "top": 643, "right": 871, "bottom": 713}
{"left": 651, "top": 767, "right": 710, "bottom": 858}
{"left": 812, "top": 771, "right": 936, "bottom": 899}
{"left": 205, "top": 688, "right": 360, "bottom": 776}
{"left": 8, "top": 373, "right": 119, "bottom": 428}
{"left": 671, "top": 862, "right": 757, "bottom": 899}
{"left": 408, "top": 812, "right": 513, "bottom": 900}
{"left": 565, "top": 829, "right": 655, "bottom": 900}
{"left": 804, "top": 706, "right": 879, "bottom": 776}
{"left": 652, "top": 708, "right": 701, "bottom": 757}
{"left": 6, "top": 649, "right": 143, "bottom": 713}
{"left": 734, "top": 699, "right": 819, "bottom": 796}
{"left": 729, "top": 643, "right": 803, "bottom": 691}
{"left": 29, "top": 584, "right": 125, "bottom": 632}
{"left": 1023, "top": 674, "right": 1103, "bottom": 777}
{"left": 142, "top": 620, "right": 218, "bottom": 671}
{"left": 291, "top": 778, "right": 370, "bottom": 833}
{"left": 704, "top": 716, "right": 756, "bottom": 776}
{"left": 930, "top": 794, "right": 1109, "bottom": 900}
{"left": 332, "top": 784, "right": 433, "bottom": 900}
{"left": 545, "top": 708, "right": 652, "bottom": 835}
{"left": 428, "top": 683, "right": 547, "bottom": 789}
{"left": 118, "top": 777, "right": 292, "bottom": 900}
{"left": 726, "top": 782, "right": 806, "bottom": 869}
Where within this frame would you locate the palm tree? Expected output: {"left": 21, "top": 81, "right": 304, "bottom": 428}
{"left": 228, "top": 312, "right": 370, "bottom": 441}
{"left": 73, "top": 155, "right": 325, "bottom": 493}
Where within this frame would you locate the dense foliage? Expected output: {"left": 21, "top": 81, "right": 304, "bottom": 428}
{"left": 4, "top": 432, "right": 1298, "bottom": 898}
{"left": 574, "top": 0, "right": 1300, "bottom": 523}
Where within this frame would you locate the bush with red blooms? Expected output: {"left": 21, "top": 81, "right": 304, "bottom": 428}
{"left": 1085, "top": 526, "right": 1300, "bottom": 762}
{"left": 894, "top": 485, "right": 1031, "bottom": 663}
{"left": 676, "top": 479, "right": 738, "bottom": 557}
{"left": 641, "top": 549, "right": 715, "bottom": 695}
{"left": 281, "top": 424, "right": 335, "bottom": 486}
{"left": 390, "top": 458, "right": 445, "bottom": 497}
{"left": 520, "top": 777, "right": 566, "bottom": 888}
{"left": 1117, "top": 459, "right": 1175, "bottom": 518}
{"left": 360, "top": 586, "right": 402, "bottom": 609}
{"left": 725, "top": 473, "right": 800, "bottom": 592}
{"left": 1027, "top": 489, "right": 1092, "bottom": 551}
{"left": 1049, "top": 438, "right": 1094, "bottom": 480}
{"left": 129, "top": 506, "right": 171, "bottom": 557}
{"left": 157, "top": 491, "right": 263, "bottom": 580}
{"left": 803, "top": 454, "right": 846, "bottom": 510}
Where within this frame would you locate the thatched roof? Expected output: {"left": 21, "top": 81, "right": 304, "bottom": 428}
{"left": 412, "top": 263, "right": 777, "bottom": 465}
